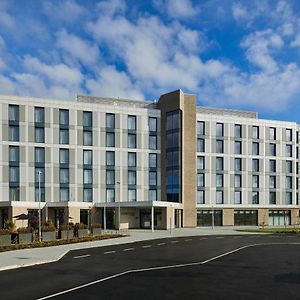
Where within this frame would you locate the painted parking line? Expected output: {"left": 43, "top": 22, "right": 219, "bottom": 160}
{"left": 104, "top": 251, "right": 116, "bottom": 254}
{"left": 170, "top": 240, "right": 179, "bottom": 243}
{"left": 199, "top": 237, "right": 208, "bottom": 240}
{"left": 157, "top": 243, "right": 166, "bottom": 246}
{"left": 184, "top": 239, "right": 193, "bottom": 242}
{"left": 215, "top": 237, "right": 224, "bottom": 239}
{"left": 142, "top": 245, "right": 152, "bottom": 248}
{"left": 123, "top": 248, "right": 134, "bottom": 252}
{"left": 73, "top": 254, "right": 91, "bottom": 259}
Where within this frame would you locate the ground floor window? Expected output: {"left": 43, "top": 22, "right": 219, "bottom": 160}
{"left": 197, "top": 210, "right": 222, "bottom": 226}
{"left": 234, "top": 210, "right": 258, "bottom": 226}
{"left": 269, "top": 210, "right": 290, "bottom": 226}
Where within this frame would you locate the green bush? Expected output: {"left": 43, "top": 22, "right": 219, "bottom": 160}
{"left": 91, "top": 223, "right": 101, "bottom": 229}
{"left": 42, "top": 220, "right": 56, "bottom": 232}
{"left": 0, "top": 229, "right": 10, "bottom": 235}
{"left": 76, "top": 223, "right": 88, "bottom": 229}
{"left": 17, "top": 227, "right": 32, "bottom": 233}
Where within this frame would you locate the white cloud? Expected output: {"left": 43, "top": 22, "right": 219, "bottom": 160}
{"left": 56, "top": 29, "right": 100, "bottom": 66}
{"left": 164, "top": 0, "right": 200, "bottom": 19}
{"left": 86, "top": 65, "right": 144, "bottom": 100}
{"left": 0, "top": 1, "right": 15, "bottom": 29}
{"left": 0, "top": 75, "right": 15, "bottom": 94}
{"left": 96, "top": 0, "right": 126, "bottom": 16}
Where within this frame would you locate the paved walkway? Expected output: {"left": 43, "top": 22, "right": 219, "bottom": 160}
{"left": 0, "top": 227, "right": 261, "bottom": 271}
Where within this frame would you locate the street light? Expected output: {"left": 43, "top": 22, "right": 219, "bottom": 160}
{"left": 38, "top": 170, "right": 42, "bottom": 243}
{"left": 117, "top": 181, "right": 120, "bottom": 231}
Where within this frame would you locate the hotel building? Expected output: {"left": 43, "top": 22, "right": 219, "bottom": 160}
{"left": 0, "top": 90, "right": 299, "bottom": 229}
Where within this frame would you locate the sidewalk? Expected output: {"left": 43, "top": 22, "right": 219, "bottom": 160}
{"left": 0, "top": 227, "right": 259, "bottom": 271}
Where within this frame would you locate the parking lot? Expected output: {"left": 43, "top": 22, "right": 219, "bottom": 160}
{"left": 1, "top": 234, "right": 300, "bottom": 299}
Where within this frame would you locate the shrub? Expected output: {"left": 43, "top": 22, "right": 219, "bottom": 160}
{"left": 42, "top": 220, "right": 56, "bottom": 232}
{"left": 76, "top": 223, "right": 88, "bottom": 229}
{"left": 60, "top": 223, "right": 74, "bottom": 231}
{"left": 0, "top": 229, "right": 10, "bottom": 235}
{"left": 17, "top": 227, "right": 32, "bottom": 234}
{"left": 4, "top": 220, "right": 16, "bottom": 232}
{"left": 91, "top": 223, "right": 101, "bottom": 229}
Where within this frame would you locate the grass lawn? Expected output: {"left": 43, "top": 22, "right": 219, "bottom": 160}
{"left": 236, "top": 227, "right": 300, "bottom": 234}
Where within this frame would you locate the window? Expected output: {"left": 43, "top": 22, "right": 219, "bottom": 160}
{"left": 9, "top": 146, "right": 19, "bottom": 162}
{"left": 128, "top": 170, "right": 136, "bottom": 185}
{"left": 9, "top": 105, "right": 19, "bottom": 122}
{"left": 216, "top": 174, "right": 223, "bottom": 187}
{"left": 252, "top": 142, "right": 259, "bottom": 155}
{"left": 167, "top": 110, "right": 180, "bottom": 130}
{"left": 83, "top": 188, "right": 93, "bottom": 202}
{"left": 106, "top": 132, "right": 115, "bottom": 147}
{"left": 106, "top": 170, "right": 115, "bottom": 185}
{"left": 149, "top": 135, "right": 157, "bottom": 150}
{"left": 286, "top": 192, "right": 292, "bottom": 205}
{"left": 286, "top": 161, "right": 292, "bottom": 173}
{"left": 235, "top": 124, "right": 242, "bottom": 138}
{"left": 35, "top": 147, "right": 45, "bottom": 164}
{"left": 59, "top": 109, "right": 69, "bottom": 126}
{"left": 216, "top": 157, "right": 223, "bottom": 171}
{"left": 106, "top": 113, "right": 115, "bottom": 129}
{"left": 35, "top": 107, "right": 44, "bottom": 123}
{"left": 128, "top": 189, "right": 136, "bottom": 201}
{"left": 83, "top": 131, "right": 92, "bottom": 146}
{"left": 35, "top": 187, "right": 45, "bottom": 202}
{"left": 197, "top": 173, "right": 205, "bottom": 187}
{"left": 216, "top": 123, "right": 223, "bottom": 137}
{"left": 9, "top": 126, "right": 19, "bottom": 141}
{"left": 59, "top": 149, "right": 69, "bottom": 164}
{"left": 286, "top": 129, "right": 292, "bottom": 142}
{"left": 197, "top": 156, "right": 205, "bottom": 170}
{"left": 235, "top": 175, "right": 241, "bottom": 188}
{"left": 235, "top": 141, "right": 242, "bottom": 154}
{"left": 149, "top": 171, "right": 157, "bottom": 186}
{"left": 270, "top": 127, "right": 276, "bottom": 140}
{"left": 286, "top": 144, "right": 292, "bottom": 157}
{"left": 60, "top": 188, "right": 69, "bottom": 202}
{"left": 128, "top": 152, "right": 137, "bottom": 167}
{"left": 234, "top": 191, "right": 242, "bottom": 204}
{"left": 60, "top": 169, "right": 69, "bottom": 184}
{"left": 149, "top": 189, "right": 157, "bottom": 201}
{"left": 269, "top": 192, "right": 276, "bottom": 204}
{"left": 197, "top": 190, "right": 205, "bottom": 204}
{"left": 270, "top": 160, "right": 276, "bottom": 172}
{"left": 83, "top": 150, "right": 92, "bottom": 165}
{"left": 9, "top": 187, "right": 19, "bottom": 201}
{"left": 252, "top": 175, "right": 259, "bottom": 188}
{"left": 252, "top": 126, "right": 259, "bottom": 139}
{"left": 235, "top": 158, "right": 242, "bottom": 171}
{"left": 197, "top": 121, "right": 205, "bottom": 135}
{"left": 252, "top": 192, "right": 259, "bottom": 204}
{"left": 216, "top": 191, "right": 223, "bottom": 204}
{"left": 252, "top": 159, "right": 259, "bottom": 172}
{"left": 269, "top": 176, "right": 276, "bottom": 189}
{"left": 83, "top": 111, "right": 92, "bottom": 127}
{"left": 167, "top": 151, "right": 179, "bottom": 167}
{"left": 270, "top": 143, "right": 276, "bottom": 156}
{"left": 128, "top": 115, "right": 136, "bottom": 130}
{"left": 106, "top": 189, "right": 115, "bottom": 202}
{"left": 216, "top": 140, "right": 224, "bottom": 153}
{"left": 128, "top": 134, "right": 136, "bottom": 148}
{"left": 35, "top": 127, "right": 45, "bottom": 143}
{"left": 197, "top": 139, "right": 205, "bottom": 152}
{"left": 83, "top": 169, "right": 93, "bottom": 184}
{"left": 286, "top": 176, "right": 292, "bottom": 189}
{"left": 149, "top": 153, "right": 157, "bottom": 168}
{"left": 59, "top": 129, "right": 69, "bottom": 144}
{"left": 149, "top": 117, "right": 157, "bottom": 132}
{"left": 9, "top": 166, "right": 19, "bottom": 183}
{"left": 104, "top": 151, "right": 114, "bottom": 166}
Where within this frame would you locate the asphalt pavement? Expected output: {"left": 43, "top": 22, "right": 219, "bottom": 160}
{"left": 1, "top": 233, "right": 300, "bottom": 300}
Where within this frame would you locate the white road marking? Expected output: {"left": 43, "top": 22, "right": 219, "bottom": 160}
{"left": 184, "top": 239, "right": 192, "bottom": 242}
{"left": 157, "top": 243, "right": 166, "bottom": 246}
{"left": 73, "top": 255, "right": 91, "bottom": 259}
{"left": 123, "top": 248, "right": 134, "bottom": 252}
{"left": 215, "top": 237, "right": 224, "bottom": 239}
{"left": 37, "top": 243, "right": 300, "bottom": 300}
{"left": 104, "top": 251, "right": 116, "bottom": 254}
{"left": 142, "top": 245, "right": 151, "bottom": 248}
{"left": 170, "top": 240, "right": 178, "bottom": 243}
{"left": 199, "top": 237, "right": 208, "bottom": 240}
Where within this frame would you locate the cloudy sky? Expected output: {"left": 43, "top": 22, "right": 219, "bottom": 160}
{"left": 1, "top": 0, "right": 300, "bottom": 122}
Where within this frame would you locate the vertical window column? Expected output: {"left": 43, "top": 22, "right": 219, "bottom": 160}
{"left": 59, "top": 149, "right": 69, "bottom": 201}
{"left": 35, "top": 107, "right": 45, "bottom": 143}
{"left": 106, "top": 113, "right": 115, "bottom": 147}
{"left": 149, "top": 153, "right": 157, "bottom": 201}
{"left": 106, "top": 151, "right": 115, "bottom": 202}
{"left": 9, "top": 146, "right": 20, "bottom": 201}
{"left": 83, "top": 111, "right": 93, "bottom": 146}
{"left": 128, "top": 152, "right": 137, "bottom": 201}
{"left": 9, "top": 105, "right": 19, "bottom": 141}
{"left": 128, "top": 115, "right": 137, "bottom": 148}
{"left": 35, "top": 147, "right": 45, "bottom": 202}
{"left": 149, "top": 117, "right": 157, "bottom": 150}
{"left": 59, "top": 109, "right": 69, "bottom": 144}
{"left": 83, "top": 150, "right": 93, "bottom": 202}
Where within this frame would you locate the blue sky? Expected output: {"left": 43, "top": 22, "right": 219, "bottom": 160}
{"left": 1, "top": 0, "right": 300, "bottom": 122}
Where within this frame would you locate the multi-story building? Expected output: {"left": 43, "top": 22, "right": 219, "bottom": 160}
{"left": 0, "top": 90, "right": 299, "bottom": 229}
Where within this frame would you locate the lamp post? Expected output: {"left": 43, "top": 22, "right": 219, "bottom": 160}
{"left": 38, "top": 170, "right": 42, "bottom": 243}
{"left": 117, "top": 181, "right": 120, "bottom": 231}
{"left": 211, "top": 204, "right": 214, "bottom": 230}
